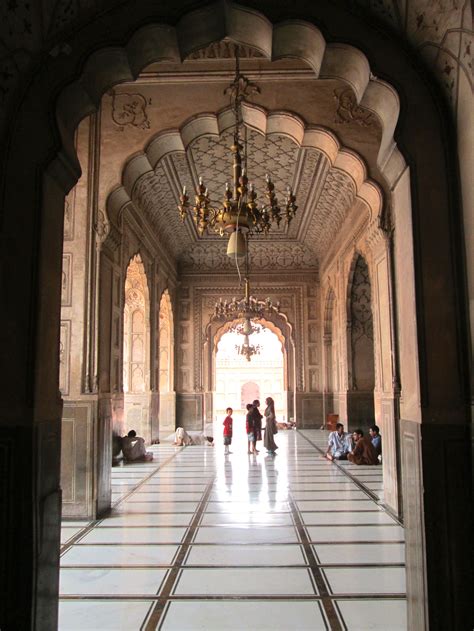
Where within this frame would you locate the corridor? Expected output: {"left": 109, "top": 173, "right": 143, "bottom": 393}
{"left": 59, "top": 430, "right": 406, "bottom": 630}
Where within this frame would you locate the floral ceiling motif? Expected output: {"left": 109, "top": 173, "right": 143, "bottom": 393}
{"left": 129, "top": 125, "right": 359, "bottom": 270}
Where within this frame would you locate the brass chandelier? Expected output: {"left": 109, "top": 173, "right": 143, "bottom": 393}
{"left": 212, "top": 238, "right": 280, "bottom": 361}
{"left": 178, "top": 50, "right": 297, "bottom": 256}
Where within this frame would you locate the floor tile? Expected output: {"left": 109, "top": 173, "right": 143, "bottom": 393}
{"left": 174, "top": 567, "right": 315, "bottom": 595}
{"left": 60, "top": 568, "right": 167, "bottom": 595}
{"left": 325, "top": 566, "right": 406, "bottom": 594}
{"left": 115, "top": 502, "right": 198, "bottom": 513}
{"left": 61, "top": 544, "right": 179, "bottom": 566}
{"left": 99, "top": 513, "right": 193, "bottom": 527}
{"left": 296, "top": 500, "right": 377, "bottom": 511}
{"left": 314, "top": 543, "right": 405, "bottom": 565}
{"left": 159, "top": 601, "right": 327, "bottom": 630}
{"left": 185, "top": 544, "right": 306, "bottom": 566}
{"left": 307, "top": 525, "right": 405, "bottom": 542}
{"left": 301, "top": 511, "right": 397, "bottom": 525}
{"left": 199, "top": 512, "right": 294, "bottom": 526}
{"left": 61, "top": 527, "right": 86, "bottom": 544}
{"left": 193, "top": 526, "right": 298, "bottom": 544}
{"left": 336, "top": 599, "right": 407, "bottom": 629}
{"left": 58, "top": 600, "right": 153, "bottom": 630}
{"left": 79, "top": 527, "right": 186, "bottom": 544}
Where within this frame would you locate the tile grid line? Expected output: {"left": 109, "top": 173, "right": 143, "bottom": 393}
{"left": 288, "top": 494, "right": 343, "bottom": 631}
{"left": 142, "top": 475, "right": 216, "bottom": 631}
{"left": 60, "top": 449, "right": 184, "bottom": 555}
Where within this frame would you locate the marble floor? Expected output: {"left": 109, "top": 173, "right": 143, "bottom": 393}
{"left": 59, "top": 429, "right": 406, "bottom": 630}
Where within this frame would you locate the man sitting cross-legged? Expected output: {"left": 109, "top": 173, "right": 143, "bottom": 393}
{"left": 347, "top": 429, "right": 379, "bottom": 465}
{"left": 326, "top": 422, "right": 350, "bottom": 461}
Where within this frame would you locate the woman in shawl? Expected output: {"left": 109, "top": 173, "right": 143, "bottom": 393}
{"left": 263, "top": 397, "right": 278, "bottom": 454}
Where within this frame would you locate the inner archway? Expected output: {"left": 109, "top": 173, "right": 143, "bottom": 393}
{"left": 214, "top": 323, "right": 287, "bottom": 444}
{"left": 123, "top": 254, "right": 151, "bottom": 442}
{"left": 0, "top": 1, "right": 470, "bottom": 628}
{"left": 346, "top": 253, "right": 375, "bottom": 431}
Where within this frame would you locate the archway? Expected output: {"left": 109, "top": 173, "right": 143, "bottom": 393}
{"left": 158, "top": 289, "right": 176, "bottom": 437}
{"left": 123, "top": 254, "right": 151, "bottom": 441}
{"left": 0, "top": 2, "right": 470, "bottom": 630}
{"left": 346, "top": 253, "right": 375, "bottom": 431}
{"left": 214, "top": 324, "right": 287, "bottom": 441}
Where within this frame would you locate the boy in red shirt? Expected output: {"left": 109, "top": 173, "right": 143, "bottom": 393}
{"left": 223, "top": 407, "right": 233, "bottom": 455}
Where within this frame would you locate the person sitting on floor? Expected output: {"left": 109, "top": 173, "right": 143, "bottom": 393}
{"left": 326, "top": 422, "right": 349, "bottom": 461}
{"left": 347, "top": 429, "right": 379, "bottom": 465}
{"left": 174, "top": 427, "right": 214, "bottom": 446}
{"left": 369, "top": 425, "right": 382, "bottom": 459}
{"left": 121, "top": 430, "right": 154, "bottom": 462}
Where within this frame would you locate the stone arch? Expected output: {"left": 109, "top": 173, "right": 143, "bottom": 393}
{"left": 158, "top": 288, "right": 176, "bottom": 436}
{"left": 205, "top": 312, "right": 295, "bottom": 423}
{"left": 158, "top": 289, "right": 174, "bottom": 393}
{"left": 54, "top": 2, "right": 402, "bottom": 192}
{"left": 123, "top": 253, "right": 151, "bottom": 441}
{"left": 323, "top": 287, "right": 337, "bottom": 394}
{"left": 346, "top": 252, "right": 375, "bottom": 429}
{"left": 108, "top": 104, "right": 383, "bottom": 228}
{"left": 1, "top": 1, "right": 470, "bottom": 629}
{"left": 123, "top": 253, "right": 150, "bottom": 393}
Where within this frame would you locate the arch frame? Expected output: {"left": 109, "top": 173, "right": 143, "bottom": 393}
{"left": 204, "top": 313, "right": 296, "bottom": 425}
{"left": 0, "top": 2, "right": 470, "bottom": 630}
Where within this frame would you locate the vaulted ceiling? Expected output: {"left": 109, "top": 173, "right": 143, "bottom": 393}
{"left": 103, "top": 44, "right": 387, "bottom": 273}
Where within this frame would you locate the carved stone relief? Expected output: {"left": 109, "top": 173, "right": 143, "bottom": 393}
{"left": 109, "top": 90, "right": 151, "bottom": 130}
{"left": 59, "top": 320, "right": 71, "bottom": 395}
{"left": 181, "top": 302, "right": 190, "bottom": 320}
{"left": 64, "top": 188, "right": 75, "bottom": 240}
{"left": 303, "top": 169, "right": 357, "bottom": 256}
{"left": 334, "top": 87, "right": 376, "bottom": 127}
{"left": 186, "top": 41, "right": 265, "bottom": 59}
{"left": 61, "top": 253, "right": 72, "bottom": 306}
{"left": 308, "top": 324, "right": 318, "bottom": 343}
{"left": 307, "top": 301, "right": 317, "bottom": 320}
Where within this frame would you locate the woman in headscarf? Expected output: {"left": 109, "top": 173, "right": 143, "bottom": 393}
{"left": 263, "top": 397, "right": 278, "bottom": 455}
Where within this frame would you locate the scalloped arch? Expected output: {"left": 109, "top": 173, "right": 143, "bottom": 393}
{"left": 107, "top": 104, "right": 383, "bottom": 227}
{"left": 55, "top": 0, "right": 403, "bottom": 186}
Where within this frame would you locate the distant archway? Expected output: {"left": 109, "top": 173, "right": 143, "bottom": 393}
{"left": 123, "top": 254, "right": 151, "bottom": 440}
{"left": 346, "top": 253, "right": 375, "bottom": 430}
{"left": 158, "top": 289, "right": 176, "bottom": 436}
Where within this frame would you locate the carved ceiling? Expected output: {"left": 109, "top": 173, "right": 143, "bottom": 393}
{"left": 129, "top": 123, "right": 364, "bottom": 272}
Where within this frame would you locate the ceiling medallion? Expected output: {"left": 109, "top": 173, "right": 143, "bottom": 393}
{"left": 177, "top": 48, "right": 298, "bottom": 256}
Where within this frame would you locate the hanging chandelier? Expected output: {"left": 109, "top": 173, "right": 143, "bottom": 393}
{"left": 178, "top": 48, "right": 297, "bottom": 256}
{"left": 235, "top": 336, "right": 261, "bottom": 362}
{"left": 212, "top": 238, "right": 279, "bottom": 361}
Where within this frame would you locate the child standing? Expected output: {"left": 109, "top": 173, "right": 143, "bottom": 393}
{"left": 245, "top": 403, "right": 256, "bottom": 454}
{"left": 223, "top": 407, "right": 233, "bottom": 455}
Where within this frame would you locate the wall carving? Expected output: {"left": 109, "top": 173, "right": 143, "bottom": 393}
{"left": 59, "top": 320, "right": 71, "bottom": 395}
{"left": 180, "top": 241, "right": 319, "bottom": 271}
{"left": 186, "top": 41, "right": 265, "bottom": 59}
{"left": 109, "top": 90, "right": 151, "bottom": 130}
{"left": 61, "top": 253, "right": 72, "bottom": 306}
{"left": 303, "top": 168, "right": 357, "bottom": 256}
{"left": 64, "top": 188, "right": 75, "bottom": 240}
{"left": 334, "top": 87, "right": 377, "bottom": 127}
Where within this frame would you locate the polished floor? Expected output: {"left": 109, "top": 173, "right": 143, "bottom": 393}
{"left": 59, "top": 429, "right": 406, "bottom": 630}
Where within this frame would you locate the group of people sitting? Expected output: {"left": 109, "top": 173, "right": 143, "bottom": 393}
{"left": 326, "top": 422, "right": 382, "bottom": 465}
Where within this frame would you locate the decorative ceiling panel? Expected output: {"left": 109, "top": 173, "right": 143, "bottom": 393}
{"left": 303, "top": 168, "right": 357, "bottom": 255}
{"left": 130, "top": 127, "right": 359, "bottom": 270}
{"left": 188, "top": 128, "right": 300, "bottom": 236}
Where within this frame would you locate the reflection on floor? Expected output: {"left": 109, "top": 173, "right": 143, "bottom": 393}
{"left": 59, "top": 429, "right": 405, "bottom": 630}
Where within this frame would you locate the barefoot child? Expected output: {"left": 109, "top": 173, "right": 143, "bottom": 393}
{"left": 223, "top": 407, "right": 233, "bottom": 455}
